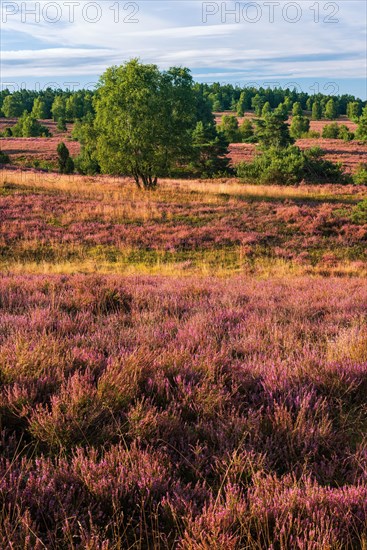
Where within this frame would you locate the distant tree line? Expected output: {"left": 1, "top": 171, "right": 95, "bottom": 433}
{"left": 1, "top": 82, "right": 365, "bottom": 124}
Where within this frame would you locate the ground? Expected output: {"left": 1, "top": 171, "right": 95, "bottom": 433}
{"left": 0, "top": 116, "right": 367, "bottom": 548}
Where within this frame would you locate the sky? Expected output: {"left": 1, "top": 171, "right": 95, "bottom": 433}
{"left": 1, "top": 0, "right": 367, "bottom": 98}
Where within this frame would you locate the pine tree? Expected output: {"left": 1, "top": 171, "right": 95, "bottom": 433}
{"left": 57, "top": 142, "right": 74, "bottom": 174}
{"left": 192, "top": 121, "right": 230, "bottom": 176}
{"left": 292, "top": 102, "right": 303, "bottom": 116}
{"left": 356, "top": 106, "right": 367, "bottom": 142}
{"left": 311, "top": 101, "right": 322, "bottom": 120}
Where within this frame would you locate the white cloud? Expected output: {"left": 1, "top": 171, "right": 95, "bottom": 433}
{"left": 1, "top": 0, "right": 366, "bottom": 86}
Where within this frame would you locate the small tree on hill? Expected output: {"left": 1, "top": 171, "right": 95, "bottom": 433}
{"left": 255, "top": 113, "right": 294, "bottom": 149}
{"left": 32, "top": 98, "right": 48, "bottom": 119}
{"left": 191, "top": 121, "right": 230, "bottom": 177}
{"left": 12, "top": 112, "right": 50, "bottom": 137}
{"left": 51, "top": 96, "right": 66, "bottom": 122}
{"left": 239, "top": 119, "right": 254, "bottom": 142}
{"left": 261, "top": 102, "right": 272, "bottom": 117}
{"left": 311, "top": 101, "right": 322, "bottom": 120}
{"left": 347, "top": 101, "right": 361, "bottom": 122}
{"left": 324, "top": 98, "right": 338, "bottom": 120}
{"left": 356, "top": 107, "right": 367, "bottom": 142}
{"left": 220, "top": 115, "right": 241, "bottom": 143}
{"left": 290, "top": 115, "right": 310, "bottom": 138}
{"left": 292, "top": 102, "right": 303, "bottom": 116}
{"left": 57, "top": 142, "right": 74, "bottom": 174}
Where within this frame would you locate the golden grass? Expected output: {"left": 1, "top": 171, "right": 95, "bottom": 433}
{"left": 2, "top": 256, "right": 367, "bottom": 279}
{"left": 327, "top": 321, "right": 367, "bottom": 363}
{"left": 1, "top": 169, "right": 362, "bottom": 205}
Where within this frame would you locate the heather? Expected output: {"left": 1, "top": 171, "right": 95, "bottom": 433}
{"left": 1, "top": 171, "right": 367, "bottom": 276}
{"left": 0, "top": 274, "right": 367, "bottom": 548}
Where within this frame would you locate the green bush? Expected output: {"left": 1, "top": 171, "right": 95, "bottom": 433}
{"left": 57, "top": 142, "right": 74, "bottom": 174}
{"left": 303, "top": 130, "right": 320, "bottom": 139}
{"left": 2, "top": 127, "right": 12, "bottom": 137}
{"left": 352, "top": 163, "right": 367, "bottom": 185}
{"left": 236, "top": 145, "right": 347, "bottom": 185}
{"left": 337, "top": 124, "right": 354, "bottom": 141}
{"left": 236, "top": 145, "right": 305, "bottom": 185}
{"left": 12, "top": 112, "right": 51, "bottom": 137}
{"left": 351, "top": 198, "right": 367, "bottom": 224}
{"left": 322, "top": 123, "right": 340, "bottom": 139}
{"left": 302, "top": 147, "right": 347, "bottom": 183}
{"left": 0, "top": 150, "right": 10, "bottom": 164}
{"left": 322, "top": 123, "right": 353, "bottom": 141}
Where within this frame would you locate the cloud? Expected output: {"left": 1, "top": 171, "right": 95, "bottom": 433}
{"left": 1, "top": 0, "right": 366, "bottom": 95}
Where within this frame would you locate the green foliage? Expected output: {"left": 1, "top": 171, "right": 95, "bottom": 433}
{"left": 236, "top": 145, "right": 347, "bottom": 185}
{"left": 236, "top": 145, "right": 306, "bottom": 185}
{"left": 94, "top": 60, "right": 198, "bottom": 188}
{"left": 302, "top": 146, "right": 347, "bottom": 183}
{"left": 2, "top": 127, "right": 12, "bottom": 137}
{"left": 261, "top": 102, "right": 272, "bottom": 117}
{"left": 292, "top": 102, "right": 303, "bottom": 116}
{"left": 251, "top": 94, "right": 266, "bottom": 116}
{"left": 51, "top": 96, "right": 66, "bottom": 122}
{"left": 0, "top": 149, "right": 10, "bottom": 164}
{"left": 337, "top": 124, "right": 354, "bottom": 141}
{"left": 57, "top": 142, "right": 74, "bottom": 174}
{"left": 57, "top": 118, "right": 67, "bottom": 132}
{"left": 311, "top": 101, "right": 322, "bottom": 120}
{"left": 12, "top": 112, "right": 51, "bottom": 137}
{"left": 324, "top": 98, "right": 338, "bottom": 120}
{"left": 73, "top": 114, "right": 100, "bottom": 175}
{"left": 322, "top": 122, "right": 340, "bottom": 139}
{"left": 31, "top": 97, "right": 48, "bottom": 119}
{"left": 255, "top": 113, "right": 294, "bottom": 149}
{"left": 346, "top": 101, "right": 361, "bottom": 122}
{"left": 239, "top": 119, "right": 255, "bottom": 142}
{"left": 303, "top": 130, "right": 320, "bottom": 139}
{"left": 2, "top": 95, "right": 24, "bottom": 117}
{"left": 352, "top": 163, "right": 367, "bottom": 186}
{"left": 351, "top": 198, "right": 367, "bottom": 223}
{"left": 191, "top": 121, "right": 231, "bottom": 177}
{"left": 290, "top": 115, "right": 310, "bottom": 138}
{"left": 322, "top": 123, "right": 354, "bottom": 141}
{"left": 356, "top": 106, "right": 367, "bottom": 142}
{"left": 274, "top": 102, "right": 289, "bottom": 119}
{"left": 219, "top": 115, "right": 241, "bottom": 143}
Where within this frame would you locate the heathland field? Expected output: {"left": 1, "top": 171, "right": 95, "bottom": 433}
{"left": 1, "top": 166, "right": 367, "bottom": 548}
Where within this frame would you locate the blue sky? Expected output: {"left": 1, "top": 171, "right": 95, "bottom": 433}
{"left": 1, "top": 0, "right": 366, "bottom": 98}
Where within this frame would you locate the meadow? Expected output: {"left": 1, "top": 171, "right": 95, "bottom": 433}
{"left": 0, "top": 165, "right": 367, "bottom": 548}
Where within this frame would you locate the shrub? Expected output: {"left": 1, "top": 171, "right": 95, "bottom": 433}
{"left": 303, "top": 130, "right": 320, "bottom": 138}
{"left": 338, "top": 124, "right": 354, "bottom": 141}
{"left": 57, "top": 142, "right": 74, "bottom": 174}
{"left": 352, "top": 163, "right": 367, "bottom": 185}
{"left": 2, "top": 127, "right": 12, "bottom": 137}
{"left": 322, "top": 122, "right": 340, "bottom": 139}
{"left": 236, "top": 145, "right": 347, "bottom": 185}
{"left": 219, "top": 114, "right": 241, "bottom": 143}
{"left": 0, "top": 150, "right": 10, "bottom": 164}
{"left": 290, "top": 115, "right": 310, "bottom": 138}
{"left": 351, "top": 198, "right": 367, "bottom": 224}
{"left": 236, "top": 145, "right": 305, "bottom": 185}
{"left": 239, "top": 119, "right": 255, "bottom": 142}
{"left": 303, "top": 146, "right": 347, "bottom": 183}
{"left": 322, "top": 123, "right": 354, "bottom": 141}
{"left": 56, "top": 118, "right": 67, "bottom": 132}
{"left": 12, "top": 112, "right": 51, "bottom": 137}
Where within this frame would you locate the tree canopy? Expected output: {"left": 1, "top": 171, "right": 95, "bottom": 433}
{"left": 93, "top": 60, "right": 197, "bottom": 188}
